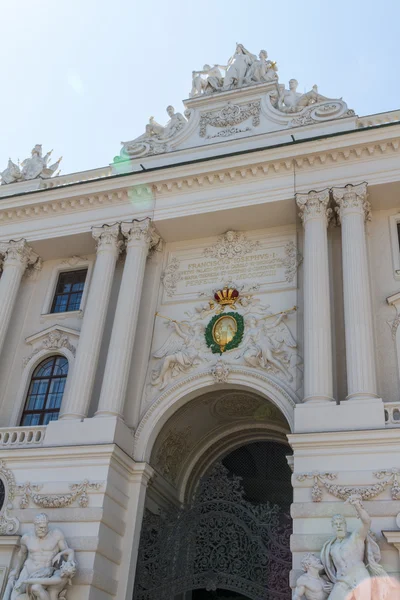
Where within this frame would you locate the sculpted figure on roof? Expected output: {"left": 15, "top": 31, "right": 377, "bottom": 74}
{"left": 120, "top": 105, "right": 187, "bottom": 158}
{"left": 276, "top": 80, "right": 330, "bottom": 113}
{"left": 189, "top": 43, "right": 278, "bottom": 96}
{"left": 0, "top": 145, "right": 62, "bottom": 185}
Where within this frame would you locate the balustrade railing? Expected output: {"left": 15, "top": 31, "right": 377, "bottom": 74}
{"left": 384, "top": 402, "right": 400, "bottom": 427}
{"left": 0, "top": 426, "right": 46, "bottom": 448}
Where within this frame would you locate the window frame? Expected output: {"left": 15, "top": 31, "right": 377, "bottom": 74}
{"left": 389, "top": 214, "right": 400, "bottom": 280}
{"left": 41, "top": 258, "right": 93, "bottom": 318}
{"left": 20, "top": 355, "right": 69, "bottom": 426}
{"left": 50, "top": 269, "right": 88, "bottom": 314}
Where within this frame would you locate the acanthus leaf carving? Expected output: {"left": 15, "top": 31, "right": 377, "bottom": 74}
{"left": 161, "top": 257, "right": 181, "bottom": 297}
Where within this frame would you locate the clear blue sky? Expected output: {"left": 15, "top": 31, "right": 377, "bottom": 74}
{"left": 1, "top": 0, "right": 398, "bottom": 176}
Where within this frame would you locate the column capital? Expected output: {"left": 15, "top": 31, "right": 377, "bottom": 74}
{"left": 295, "top": 189, "right": 331, "bottom": 225}
{"left": 121, "top": 218, "right": 161, "bottom": 252}
{"left": 92, "top": 223, "right": 122, "bottom": 254}
{"left": 0, "top": 239, "right": 38, "bottom": 269}
{"left": 332, "top": 182, "right": 371, "bottom": 222}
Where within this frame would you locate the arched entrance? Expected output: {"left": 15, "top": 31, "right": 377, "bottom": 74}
{"left": 133, "top": 389, "right": 293, "bottom": 600}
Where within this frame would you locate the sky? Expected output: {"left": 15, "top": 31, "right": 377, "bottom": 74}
{"left": 0, "top": 0, "right": 399, "bottom": 176}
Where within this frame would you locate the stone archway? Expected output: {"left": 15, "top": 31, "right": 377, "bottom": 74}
{"left": 133, "top": 387, "right": 293, "bottom": 600}
{"left": 134, "top": 366, "right": 297, "bottom": 463}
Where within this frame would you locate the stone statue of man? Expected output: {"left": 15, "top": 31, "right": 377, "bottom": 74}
{"left": 320, "top": 495, "right": 391, "bottom": 600}
{"left": 293, "top": 553, "right": 333, "bottom": 600}
{"left": 4, "top": 513, "right": 75, "bottom": 600}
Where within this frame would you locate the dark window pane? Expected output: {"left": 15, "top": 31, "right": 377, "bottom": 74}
{"left": 20, "top": 356, "right": 69, "bottom": 425}
{"left": 50, "top": 269, "right": 87, "bottom": 314}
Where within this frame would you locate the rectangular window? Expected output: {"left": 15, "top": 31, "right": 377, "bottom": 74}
{"left": 397, "top": 222, "right": 400, "bottom": 253}
{"left": 50, "top": 269, "right": 87, "bottom": 314}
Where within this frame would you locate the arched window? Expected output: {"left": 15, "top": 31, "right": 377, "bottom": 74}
{"left": 20, "top": 356, "right": 68, "bottom": 426}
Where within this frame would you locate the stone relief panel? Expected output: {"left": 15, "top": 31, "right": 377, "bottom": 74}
{"left": 297, "top": 469, "right": 400, "bottom": 503}
{"left": 161, "top": 230, "right": 300, "bottom": 302}
{"left": 144, "top": 229, "right": 302, "bottom": 407}
{"left": 199, "top": 100, "right": 261, "bottom": 139}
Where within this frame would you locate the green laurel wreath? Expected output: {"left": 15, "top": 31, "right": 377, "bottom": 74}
{"left": 205, "top": 311, "right": 245, "bottom": 355}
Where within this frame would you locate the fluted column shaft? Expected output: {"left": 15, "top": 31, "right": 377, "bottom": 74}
{"left": 0, "top": 239, "right": 38, "bottom": 357}
{"left": 96, "top": 219, "right": 160, "bottom": 418}
{"left": 296, "top": 190, "right": 334, "bottom": 403}
{"left": 333, "top": 183, "right": 377, "bottom": 401}
{"left": 60, "top": 224, "right": 121, "bottom": 420}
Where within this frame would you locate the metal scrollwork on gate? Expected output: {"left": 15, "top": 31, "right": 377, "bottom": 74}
{"left": 134, "top": 462, "right": 292, "bottom": 600}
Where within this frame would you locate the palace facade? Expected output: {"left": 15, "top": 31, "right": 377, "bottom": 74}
{"left": 0, "top": 44, "right": 400, "bottom": 600}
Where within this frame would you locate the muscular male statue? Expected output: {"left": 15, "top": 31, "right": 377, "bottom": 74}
{"left": 321, "top": 495, "right": 391, "bottom": 600}
{"left": 4, "top": 513, "right": 75, "bottom": 600}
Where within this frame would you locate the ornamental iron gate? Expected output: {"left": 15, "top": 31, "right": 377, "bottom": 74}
{"left": 134, "top": 441, "right": 292, "bottom": 600}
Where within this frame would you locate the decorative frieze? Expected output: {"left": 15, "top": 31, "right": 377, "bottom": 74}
{"left": 297, "top": 469, "right": 400, "bottom": 502}
{"left": 17, "top": 479, "right": 103, "bottom": 509}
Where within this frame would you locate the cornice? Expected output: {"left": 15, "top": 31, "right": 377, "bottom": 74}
{"left": 0, "top": 126, "right": 399, "bottom": 227}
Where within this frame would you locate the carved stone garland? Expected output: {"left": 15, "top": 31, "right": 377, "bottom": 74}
{"left": 17, "top": 479, "right": 102, "bottom": 509}
{"left": 297, "top": 469, "right": 400, "bottom": 502}
{"left": 0, "top": 461, "right": 19, "bottom": 534}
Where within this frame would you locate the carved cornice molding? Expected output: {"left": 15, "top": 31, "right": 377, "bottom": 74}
{"left": 17, "top": 479, "right": 103, "bottom": 509}
{"left": 332, "top": 182, "right": 371, "bottom": 222}
{"left": 0, "top": 137, "right": 399, "bottom": 223}
{"left": 297, "top": 469, "right": 400, "bottom": 502}
{"left": 295, "top": 189, "right": 331, "bottom": 225}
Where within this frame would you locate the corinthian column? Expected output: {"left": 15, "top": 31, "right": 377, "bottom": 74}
{"left": 0, "top": 239, "right": 38, "bottom": 357}
{"left": 95, "top": 218, "right": 160, "bottom": 419}
{"left": 296, "top": 190, "right": 334, "bottom": 403}
{"left": 332, "top": 183, "right": 377, "bottom": 401}
{"left": 60, "top": 224, "right": 121, "bottom": 420}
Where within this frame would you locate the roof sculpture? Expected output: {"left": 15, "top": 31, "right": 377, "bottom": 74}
{"left": 117, "top": 43, "right": 355, "bottom": 162}
{"left": 0, "top": 145, "right": 62, "bottom": 186}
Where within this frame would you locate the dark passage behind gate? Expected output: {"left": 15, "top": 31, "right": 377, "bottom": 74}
{"left": 134, "top": 441, "right": 293, "bottom": 600}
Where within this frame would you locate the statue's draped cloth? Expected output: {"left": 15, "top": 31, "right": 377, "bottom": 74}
{"left": 321, "top": 533, "right": 392, "bottom": 598}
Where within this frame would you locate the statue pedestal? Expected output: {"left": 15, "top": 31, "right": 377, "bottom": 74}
{"left": 0, "top": 536, "right": 20, "bottom": 597}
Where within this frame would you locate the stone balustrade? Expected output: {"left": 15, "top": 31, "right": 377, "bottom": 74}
{"left": 384, "top": 402, "right": 400, "bottom": 427}
{"left": 0, "top": 425, "right": 46, "bottom": 448}
{"left": 357, "top": 109, "right": 400, "bottom": 129}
